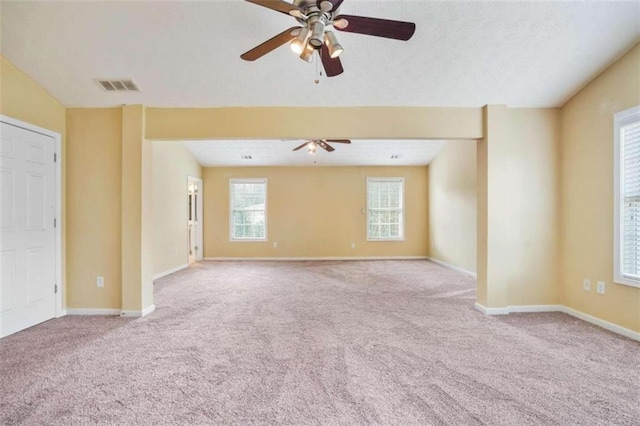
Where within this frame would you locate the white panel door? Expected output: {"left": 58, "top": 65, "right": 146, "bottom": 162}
{"left": 1, "top": 122, "right": 56, "bottom": 338}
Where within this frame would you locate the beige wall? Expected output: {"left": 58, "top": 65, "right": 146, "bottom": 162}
{"left": 66, "top": 108, "right": 122, "bottom": 309}
{"left": 152, "top": 141, "right": 201, "bottom": 275}
{"left": 203, "top": 166, "right": 428, "bottom": 258}
{"left": 0, "top": 56, "right": 65, "bottom": 135}
{"left": 0, "top": 55, "right": 68, "bottom": 305}
{"left": 561, "top": 43, "right": 640, "bottom": 332}
{"left": 146, "top": 107, "right": 483, "bottom": 141}
{"left": 477, "top": 107, "right": 561, "bottom": 308}
{"left": 428, "top": 141, "right": 477, "bottom": 273}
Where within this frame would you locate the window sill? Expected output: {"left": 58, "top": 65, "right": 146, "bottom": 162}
{"left": 614, "top": 275, "right": 640, "bottom": 289}
{"left": 367, "top": 238, "right": 405, "bottom": 242}
{"left": 230, "top": 238, "right": 268, "bottom": 243}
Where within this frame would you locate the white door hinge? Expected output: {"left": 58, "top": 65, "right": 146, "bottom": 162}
{"left": 54, "top": 152, "right": 57, "bottom": 163}
{"left": 54, "top": 218, "right": 57, "bottom": 228}
{"left": 54, "top": 284, "right": 58, "bottom": 294}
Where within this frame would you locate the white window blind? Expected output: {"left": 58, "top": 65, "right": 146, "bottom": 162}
{"left": 367, "top": 178, "right": 404, "bottom": 240}
{"left": 230, "top": 179, "right": 267, "bottom": 241}
{"left": 614, "top": 106, "right": 640, "bottom": 287}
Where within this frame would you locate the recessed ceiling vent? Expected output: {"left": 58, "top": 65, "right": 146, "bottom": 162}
{"left": 95, "top": 78, "right": 140, "bottom": 92}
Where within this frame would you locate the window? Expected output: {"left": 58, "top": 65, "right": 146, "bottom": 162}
{"left": 230, "top": 179, "right": 267, "bottom": 241}
{"left": 614, "top": 106, "right": 640, "bottom": 288}
{"left": 367, "top": 178, "right": 404, "bottom": 241}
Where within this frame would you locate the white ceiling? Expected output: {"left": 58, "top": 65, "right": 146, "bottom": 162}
{"left": 1, "top": 1, "right": 638, "bottom": 108}
{"left": 182, "top": 139, "right": 446, "bottom": 167}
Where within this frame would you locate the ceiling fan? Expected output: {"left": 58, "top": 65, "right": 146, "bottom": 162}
{"left": 293, "top": 139, "right": 351, "bottom": 153}
{"left": 241, "top": 0, "right": 416, "bottom": 77}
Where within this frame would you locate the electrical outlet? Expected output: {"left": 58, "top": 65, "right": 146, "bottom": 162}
{"left": 597, "top": 281, "right": 605, "bottom": 295}
{"left": 583, "top": 279, "right": 591, "bottom": 291}
{"left": 97, "top": 276, "right": 104, "bottom": 288}
{"left": 351, "top": 242, "right": 356, "bottom": 249}
{"left": 273, "top": 241, "right": 278, "bottom": 248}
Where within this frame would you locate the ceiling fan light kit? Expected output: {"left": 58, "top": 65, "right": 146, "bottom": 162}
{"left": 241, "top": 0, "right": 416, "bottom": 77}
{"left": 292, "top": 139, "right": 351, "bottom": 154}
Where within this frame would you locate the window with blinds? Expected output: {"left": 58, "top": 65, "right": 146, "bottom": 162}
{"left": 614, "top": 106, "right": 640, "bottom": 287}
{"left": 367, "top": 178, "right": 404, "bottom": 240}
{"left": 229, "top": 179, "right": 267, "bottom": 241}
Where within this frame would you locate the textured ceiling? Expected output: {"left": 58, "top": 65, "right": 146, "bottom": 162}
{"left": 182, "top": 139, "right": 446, "bottom": 167}
{"left": 1, "top": 1, "right": 639, "bottom": 108}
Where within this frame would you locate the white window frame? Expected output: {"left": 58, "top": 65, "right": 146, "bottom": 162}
{"left": 367, "top": 177, "right": 405, "bottom": 241}
{"left": 614, "top": 106, "right": 640, "bottom": 288}
{"left": 229, "top": 178, "right": 267, "bottom": 242}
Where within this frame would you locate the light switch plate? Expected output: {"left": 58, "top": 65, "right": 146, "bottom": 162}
{"left": 597, "top": 281, "right": 605, "bottom": 294}
{"left": 583, "top": 279, "right": 591, "bottom": 291}
{"left": 97, "top": 276, "right": 104, "bottom": 288}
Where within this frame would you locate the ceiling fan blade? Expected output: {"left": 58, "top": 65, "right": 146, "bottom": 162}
{"left": 317, "top": 0, "right": 345, "bottom": 12}
{"left": 333, "top": 15, "right": 416, "bottom": 41}
{"left": 318, "top": 140, "right": 335, "bottom": 152}
{"left": 320, "top": 45, "right": 344, "bottom": 77}
{"left": 325, "top": 139, "right": 351, "bottom": 144}
{"left": 241, "top": 27, "right": 301, "bottom": 61}
{"left": 245, "top": 0, "right": 304, "bottom": 17}
{"left": 292, "top": 142, "right": 309, "bottom": 151}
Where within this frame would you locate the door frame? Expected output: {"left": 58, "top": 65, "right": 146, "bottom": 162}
{"left": 1, "top": 115, "right": 64, "bottom": 318}
{"left": 187, "top": 175, "right": 203, "bottom": 262}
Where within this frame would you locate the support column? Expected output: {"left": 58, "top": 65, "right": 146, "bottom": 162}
{"left": 476, "top": 105, "right": 509, "bottom": 312}
{"left": 121, "top": 105, "right": 154, "bottom": 316}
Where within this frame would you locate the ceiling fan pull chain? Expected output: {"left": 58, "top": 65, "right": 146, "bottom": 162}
{"left": 314, "top": 50, "right": 322, "bottom": 84}
{"left": 313, "top": 50, "right": 322, "bottom": 84}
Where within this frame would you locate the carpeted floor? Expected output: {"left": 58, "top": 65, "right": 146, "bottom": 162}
{"left": 1, "top": 260, "right": 639, "bottom": 425}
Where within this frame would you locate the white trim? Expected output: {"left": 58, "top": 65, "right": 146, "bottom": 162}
{"left": 0, "top": 115, "right": 64, "bottom": 318}
{"left": 120, "top": 304, "right": 156, "bottom": 318}
{"left": 153, "top": 263, "right": 189, "bottom": 281}
{"left": 474, "top": 303, "right": 639, "bottom": 341}
{"left": 474, "top": 303, "right": 509, "bottom": 315}
{"left": 426, "top": 257, "right": 477, "bottom": 278}
{"left": 229, "top": 178, "right": 268, "bottom": 242}
{"left": 613, "top": 105, "right": 640, "bottom": 288}
{"left": 204, "top": 256, "right": 429, "bottom": 261}
{"left": 366, "top": 177, "right": 405, "bottom": 241}
{"left": 66, "top": 308, "right": 121, "bottom": 316}
{"left": 507, "top": 304, "right": 563, "bottom": 313}
{"left": 118, "top": 305, "right": 156, "bottom": 318}
{"left": 561, "top": 306, "right": 639, "bottom": 342}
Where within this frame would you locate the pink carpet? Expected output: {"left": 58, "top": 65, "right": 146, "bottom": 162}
{"left": 1, "top": 260, "right": 639, "bottom": 425}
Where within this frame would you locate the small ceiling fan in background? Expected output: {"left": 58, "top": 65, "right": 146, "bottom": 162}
{"left": 293, "top": 139, "right": 351, "bottom": 153}
{"left": 241, "top": 0, "right": 416, "bottom": 77}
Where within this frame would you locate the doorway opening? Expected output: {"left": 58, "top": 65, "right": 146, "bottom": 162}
{"left": 187, "top": 176, "right": 203, "bottom": 264}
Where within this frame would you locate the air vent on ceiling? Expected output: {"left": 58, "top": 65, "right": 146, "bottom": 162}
{"left": 95, "top": 78, "right": 140, "bottom": 92}
{"left": 241, "top": 155, "right": 252, "bottom": 160}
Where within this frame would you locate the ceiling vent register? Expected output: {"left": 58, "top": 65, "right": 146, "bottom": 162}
{"left": 95, "top": 79, "right": 140, "bottom": 92}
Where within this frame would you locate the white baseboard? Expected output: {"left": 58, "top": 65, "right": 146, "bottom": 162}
{"left": 153, "top": 263, "right": 189, "bottom": 280}
{"left": 66, "top": 308, "right": 121, "bottom": 316}
{"left": 475, "top": 303, "right": 639, "bottom": 341}
{"left": 204, "top": 256, "right": 428, "bottom": 261}
{"left": 427, "top": 257, "right": 477, "bottom": 278}
{"left": 120, "top": 304, "right": 156, "bottom": 318}
{"left": 56, "top": 309, "right": 67, "bottom": 318}
{"left": 507, "top": 304, "right": 564, "bottom": 313}
{"left": 474, "top": 303, "right": 509, "bottom": 315}
{"left": 562, "top": 306, "right": 640, "bottom": 342}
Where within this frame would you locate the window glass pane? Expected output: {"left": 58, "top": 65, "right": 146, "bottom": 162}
{"left": 389, "top": 211, "right": 399, "bottom": 224}
{"left": 231, "top": 180, "right": 266, "bottom": 239}
{"left": 367, "top": 179, "right": 403, "bottom": 239}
